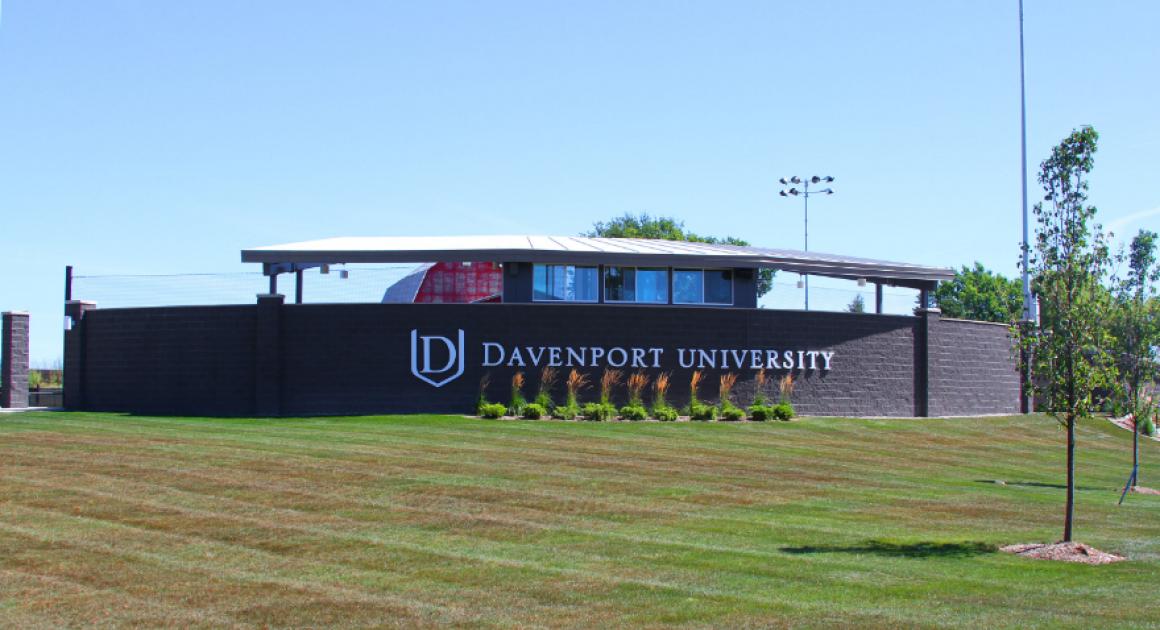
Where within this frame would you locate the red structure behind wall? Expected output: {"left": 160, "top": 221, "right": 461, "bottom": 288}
{"left": 397, "top": 262, "right": 502, "bottom": 303}
{"left": 416, "top": 262, "right": 501, "bottom": 303}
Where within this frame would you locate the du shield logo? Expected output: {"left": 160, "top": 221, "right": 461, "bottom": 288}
{"left": 410, "top": 329, "right": 466, "bottom": 387}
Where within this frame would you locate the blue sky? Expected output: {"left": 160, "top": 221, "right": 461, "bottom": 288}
{"left": 2, "top": 1, "right": 1158, "bottom": 365}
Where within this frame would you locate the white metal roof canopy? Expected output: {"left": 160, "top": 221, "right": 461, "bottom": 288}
{"left": 241, "top": 235, "right": 953, "bottom": 289}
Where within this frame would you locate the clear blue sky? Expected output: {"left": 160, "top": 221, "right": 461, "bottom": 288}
{"left": 2, "top": 1, "right": 1158, "bottom": 365}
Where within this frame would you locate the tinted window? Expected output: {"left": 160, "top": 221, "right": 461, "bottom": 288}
{"left": 534, "top": 265, "right": 598, "bottom": 301}
{"left": 636, "top": 268, "right": 669, "bottom": 303}
{"left": 673, "top": 269, "right": 703, "bottom": 303}
{"left": 704, "top": 269, "right": 733, "bottom": 304}
{"left": 604, "top": 266, "right": 635, "bottom": 302}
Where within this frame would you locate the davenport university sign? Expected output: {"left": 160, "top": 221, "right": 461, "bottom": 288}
{"left": 301, "top": 302, "right": 895, "bottom": 415}
{"left": 65, "top": 301, "right": 1021, "bottom": 417}
{"left": 410, "top": 328, "right": 836, "bottom": 389}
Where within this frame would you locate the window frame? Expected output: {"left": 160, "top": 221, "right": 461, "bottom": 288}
{"left": 673, "top": 268, "right": 734, "bottom": 306}
{"left": 531, "top": 264, "right": 600, "bottom": 303}
{"left": 702, "top": 268, "right": 735, "bottom": 305}
{"left": 604, "top": 266, "right": 669, "bottom": 304}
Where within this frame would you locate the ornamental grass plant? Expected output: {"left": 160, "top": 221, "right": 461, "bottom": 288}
{"left": 775, "top": 373, "right": 796, "bottom": 420}
{"left": 554, "top": 369, "right": 589, "bottom": 420}
{"left": 600, "top": 369, "right": 623, "bottom": 406}
{"left": 718, "top": 373, "right": 741, "bottom": 420}
{"left": 508, "top": 372, "right": 527, "bottom": 417}
{"left": 535, "top": 367, "right": 558, "bottom": 411}
{"left": 688, "top": 371, "right": 716, "bottom": 421}
{"left": 752, "top": 368, "right": 768, "bottom": 406}
{"left": 619, "top": 371, "right": 650, "bottom": 420}
{"left": 475, "top": 372, "right": 493, "bottom": 416}
{"left": 749, "top": 368, "right": 775, "bottom": 421}
{"left": 651, "top": 372, "right": 676, "bottom": 421}
{"left": 778, "top": 373, "right": 795, "bottom": 404}
{"left": 626, "top": 371, "right": 649, "bottom": 407}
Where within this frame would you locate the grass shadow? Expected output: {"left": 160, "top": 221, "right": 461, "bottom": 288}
{"left": 973, "top": 479, "right": 1103, "bottom": 491}
{"left": 781, "top": 540, "right": 996, "bottom": 558}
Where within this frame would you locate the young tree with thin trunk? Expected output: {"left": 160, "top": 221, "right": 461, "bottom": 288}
{"left": 1020, "top": 126, "right": 1116, "bottom": 542}
{"left": 1113, "top": 229, "right": 1159, "bottom": 503}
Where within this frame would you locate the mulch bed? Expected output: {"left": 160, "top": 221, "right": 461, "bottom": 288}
{"left": 1000, "top": 542, "right": 1126, "bottom": 565}
{"left": 1130, "top": 486, "right": 1160, "bottom": 496}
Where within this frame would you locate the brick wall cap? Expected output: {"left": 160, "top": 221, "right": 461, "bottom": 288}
{"left": 940, "top": 317, "right": 1012, "bottom": 328}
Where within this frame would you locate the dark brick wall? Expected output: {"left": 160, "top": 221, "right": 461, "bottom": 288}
{"left": 275, "top": 304, "right": 919, "bottom": 416}
{"left": 64, "top": 302, "right": 1020, "bottom": 418}
{"left": 928, "top": 316, "right": 1021, "bottom": 416}
{"left": 78, "top": 306, "right": 257, "bottom": 416}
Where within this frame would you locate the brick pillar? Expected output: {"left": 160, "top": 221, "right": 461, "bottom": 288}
{"left": 255, "top": 294, "right": 284, "bottom": 416}
{"left": 2, "top": 312, "right": 31, "bottom": 408}
{"left": 914, "top": 307, "right": 941, "bottom": 417}
{"left": 63, "top": 301, "right": 97, "bottom": 410}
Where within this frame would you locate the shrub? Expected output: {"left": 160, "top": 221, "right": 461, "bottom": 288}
{"left": 509, "top": 372, "right": 527, "bottom": 416}
{"left": 690, "top": 403, "right": 718, "bottom": 421}
{"left": 619, "top": 404, "right": 648, "bottom": 421}
{"left": 772, "top": 402, "right": 795, "bottom": 421}
{"left": 552, "top": 404, "right": 580, "bottom": 421}
{"left": 748, "top": 404, "right": 775, "bottom": 421}
{"left": 478, "top": 403, "right": 507, "bottom": 419}
{"left": 1141, "top": 414, "right": 1157, "bottom": 437}
{"left": 28, "top": 370, "right": 42, "bottom": 390}
{"left": 582, "top": 402, "right": 616, "bottom": 421}
{"left": 720, "top": 406, "right": 745, "bottom": 422}
{"left": 651, "top": 406, "right": 679, "bottom": 422}
{"left": 522, "top": 403, "right": 546, "bottom": 420}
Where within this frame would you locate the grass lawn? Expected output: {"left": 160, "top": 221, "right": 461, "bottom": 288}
{"left": 1, "top": 412, "right": 1157, "bottom": 628}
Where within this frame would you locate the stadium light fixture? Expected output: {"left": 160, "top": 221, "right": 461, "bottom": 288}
{"left": 778, "top": 175, "right": 836, "bottom": 310}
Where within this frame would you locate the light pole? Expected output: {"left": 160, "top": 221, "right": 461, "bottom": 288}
{"left": 1018, "top": 0, "right": 1036, "bottom": 417}
{"left": 779, "top": 175, "right": 834, "bottom": 310}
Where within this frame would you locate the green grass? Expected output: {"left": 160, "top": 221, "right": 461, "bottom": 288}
{"left": 1, "top": 412, "right": 1157, "bottom": 628}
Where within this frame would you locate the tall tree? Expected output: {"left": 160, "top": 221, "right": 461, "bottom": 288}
{"left": 1021, "top": 126, "right": 1116, "bottom": 542}
{"left": 935, "top": 262, "right": 1023, "bottom": 323}
{"left": 587, "top": 213, "right": 775, "bottom": 297}
{"left": 1112, "top": 229, "right": 1159, "bottom": 502}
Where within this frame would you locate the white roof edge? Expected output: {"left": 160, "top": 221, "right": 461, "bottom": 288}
{"left": 242, "top": 235, "right": 953, "bottom": 284}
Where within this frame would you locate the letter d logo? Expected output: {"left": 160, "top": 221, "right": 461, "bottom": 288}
{"left": 410, "top": 329, "right": 465, "bottom": 387}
